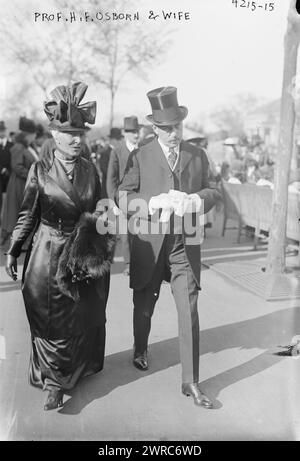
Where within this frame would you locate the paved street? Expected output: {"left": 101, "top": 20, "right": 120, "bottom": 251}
{"left": 0, "top": 213, "right": 299, "bottom": 441}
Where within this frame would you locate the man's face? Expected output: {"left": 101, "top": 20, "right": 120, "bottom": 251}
{"left": 0, "top": 129, "right": 6, "bottom": 139}
{"left": 27, "top": 133, "right": 37, "bottom": 145}
{"left": 124, "top": 130, "right": 140, "bottom": 145}
{"left": 51, "top": 130, "right": 82, "bottom": 158}
{"left": 110, "top": 138, "right": 122, "bottom": 149}
{"left": 153, "top": 122, "right": 183, "bottom": 148}
{"left": 35, "top": 135, "right": 46, "bottom": 147}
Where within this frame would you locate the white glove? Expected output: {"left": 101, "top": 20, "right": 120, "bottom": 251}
{"left": 148, "top": 191, "right": 202, "bottom": 222}
{"left": 148, "top": 193, "right": 174, "bottom": 222}
{"left": 168, "top": 190, "right": 202, "bottom": 216}
{"left": 168, "top": 190, "right": 188, "bottom": 216}
{"left": 149, "top": 193, "right": 173, "bottom": 214}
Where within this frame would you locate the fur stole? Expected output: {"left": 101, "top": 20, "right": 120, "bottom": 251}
{"left": 56, "top": 212, "right": 116, "bottom": 301}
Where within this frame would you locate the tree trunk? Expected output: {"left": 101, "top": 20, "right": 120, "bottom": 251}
{"left": 267, "top": 1, "right": 300, "bottom": 274}
{"left": 291, "top": 127, "right": 298, "bottom": 171}
{"left": 109, "top": 89, "right": 115, "bottom": 130}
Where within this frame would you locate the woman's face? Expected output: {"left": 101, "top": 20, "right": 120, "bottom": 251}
{"left": 51, "top": 130, "right": 82, "bottom": 159}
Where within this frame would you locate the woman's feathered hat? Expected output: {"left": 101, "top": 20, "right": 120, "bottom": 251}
{"left": 44, "top": 82, "right": 97, "bottom": 132}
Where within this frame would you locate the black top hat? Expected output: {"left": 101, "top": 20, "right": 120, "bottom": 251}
{"left": 19, "top": 116, "right": 36, "bottom": 133}
{"left": 0, "top": 121, "right": 6, "bottom": 131}
{"left": 44, "top": 82, "right": 96, "bottom": 133}
{"left": 146, "top": 86, "right": 188, "bottom": 126}
{"left": 109, "top": 127, "right": 123, "bottom": 140}
{"left": 124, "top": 116, "right": 140, "bottom": 132}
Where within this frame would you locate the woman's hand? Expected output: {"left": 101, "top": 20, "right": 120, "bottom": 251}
{"left": 6, "top": 255, "right": 18, "bottom": 281}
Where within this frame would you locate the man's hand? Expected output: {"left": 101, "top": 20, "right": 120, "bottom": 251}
{"left": 148, "top": 190, "right": 202, "bottom": 221}
{"left": 149, "top": 193, "right": 174, "bottom": 222}
{"left": 6, "top": 255, "right": 18, "bottom": 281}
{"left": 168, "top": 190, "right": 202, "bottom": 216}
{"left": 148, "top": 193, "right": 173, "bottom": 214}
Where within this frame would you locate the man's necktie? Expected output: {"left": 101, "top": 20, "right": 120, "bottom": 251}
{"left": 168, "top": 148, "right": 177, "bottom": 170}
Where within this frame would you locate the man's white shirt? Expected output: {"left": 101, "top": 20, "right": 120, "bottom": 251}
{"left": 125, "top": 139, "right": 139, "bottom": 153}
{"left": 148, "top": 138, "right": 201, "bottom": 218}
{"left": 157, "top": 138, "right": 180, "bottom": 171}
{"left": 0, "top": 138, "right": 7, "bottom": 148}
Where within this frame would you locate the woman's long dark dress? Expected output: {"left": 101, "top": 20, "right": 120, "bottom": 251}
{"left": 7, "top": 151, "right": 109, "bottom": 391}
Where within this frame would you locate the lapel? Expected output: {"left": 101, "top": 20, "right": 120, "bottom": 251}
{"left": 179, "top": 141, "right": 193, "bottom": 173}
{"left": 45, "top": 155, "right": 86, "bottom": 212}
{"left": 120, "top": 141, "right": 131, "bottom": 162}
{"left": 153, "top": 139, "right": 173, "bottom": 174}
{"left": 153, "top": 139, "right": 194, "bottom": 175}
{"left": 72, "top": 157, "right": 90, "bottom": 207}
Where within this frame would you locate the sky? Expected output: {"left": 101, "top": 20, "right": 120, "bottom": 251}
{"left": 0, "top": 0, "right": 291, "bottom": 127}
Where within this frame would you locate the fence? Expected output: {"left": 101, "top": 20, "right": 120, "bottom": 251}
{"left": 221, "top": 180, "right": 300, "bottom": 248}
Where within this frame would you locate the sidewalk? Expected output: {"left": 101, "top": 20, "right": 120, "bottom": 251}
{"left": 0, "top": 212, "right": 299, "bottom": 441}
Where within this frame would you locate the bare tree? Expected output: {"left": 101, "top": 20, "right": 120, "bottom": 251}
{"left": 267, "top": 0, "right": 300, "bottom": 273}
{"left": 76, "top": 0, "right": 172, "bottom": 127}
{"left": 210, "top": 93, "right": 264, "bottom": 137}
{"left": 0, "top": 0, "right": 172, "bottom": 127}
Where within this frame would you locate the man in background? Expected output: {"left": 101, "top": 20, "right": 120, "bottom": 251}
{"left": 107, "top": 116, "right": 141, "bottom": 275}
{"left": 97, "top": 127, "right": 123, "bottom": 198}
{"left": 0, "top": 121, "right": 13, "bottom": 222}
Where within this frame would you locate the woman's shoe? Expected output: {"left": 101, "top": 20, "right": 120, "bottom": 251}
{"left": 44, "top": 389, "right": 64, "bottom": 411}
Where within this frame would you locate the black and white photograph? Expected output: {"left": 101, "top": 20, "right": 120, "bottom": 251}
{"left": 0, "top": 0, "right": 299, "bottom": 443}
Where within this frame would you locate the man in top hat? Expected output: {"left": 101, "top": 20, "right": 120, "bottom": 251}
{"left": 0, "top": 121, "right": 13, "bottom": 220}
{"left": 107, "top": 116, "right": 141, "bottom": 275}
{"left": 118, "top": 86, "right": 221, "bottom": 408}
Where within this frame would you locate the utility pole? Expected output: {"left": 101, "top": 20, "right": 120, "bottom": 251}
{"left": 267, "top": 0, "right": 300, "bottom": 273}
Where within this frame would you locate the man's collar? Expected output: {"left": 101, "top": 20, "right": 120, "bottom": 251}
{"left": 157, "top": 138, "right": 180, "bottom": 155}
{"left": 125, "top": 138, "right": 138, "bottom": 152}
{"left": 0, "top": 137, "right": 7, "bottom": 147}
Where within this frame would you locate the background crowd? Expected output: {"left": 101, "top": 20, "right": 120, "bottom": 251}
{"left": 1, "top": 114, "right": 300, "bottom": 251}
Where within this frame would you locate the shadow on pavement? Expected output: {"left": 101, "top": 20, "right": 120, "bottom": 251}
{"left": 59, "top": 306, "right": 300, "bottom": 415}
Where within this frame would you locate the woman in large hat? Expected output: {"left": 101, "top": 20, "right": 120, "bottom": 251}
{"left": 5, "top": 82, "right": 114, "bottom": 410}
{"left": 1, "top": 117, "right": 38, "bottom": 245}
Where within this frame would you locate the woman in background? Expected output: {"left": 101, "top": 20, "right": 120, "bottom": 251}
{"left": 1, "top": 117, "right": 37, "bottom": 245}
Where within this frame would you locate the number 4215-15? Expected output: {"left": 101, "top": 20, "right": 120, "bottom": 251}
{"left": 232, "top": 1, "right": 275, "bottom": 11}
